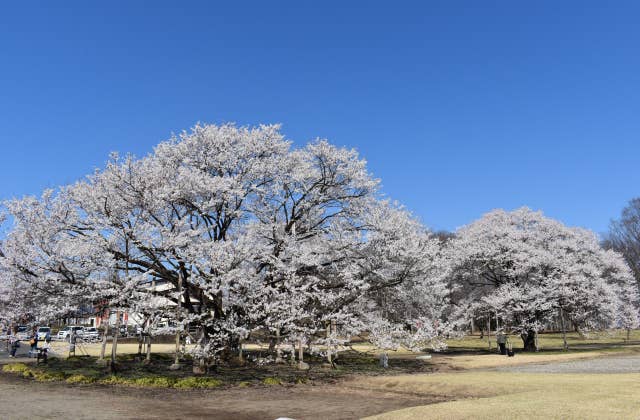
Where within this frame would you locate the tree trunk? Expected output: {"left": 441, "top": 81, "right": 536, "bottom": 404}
{"left": 145, "top": 335, "right": 152, "bottom": 363}
{"left": 169, "top": 330, "right": 181, "bottom": 370}
{"left": 99, "top": 322, "right": 109, "bottom": 361}
{"left": 326, "top": 322, "right": 332, "bottom": 365}
{"left": 268, "top": 334, "right": 276, "bottom": 353}
{"left": 486, "top": 316, "right": 492, "bottom": 351}
{"left": 192, "top": 327, "right": 207, "bottom": 375}
{"left": 275, "top": 328, "right": 284, "bottom": 363}
{"left": 110, "top": 310, "right": 120, "bottom": 372}
{"left": 171, "top": 270, "right": 183, "bottom": 369}
{"left": 521, "top": 330, "right": 537, "bottom": 352}
{"left": 559, "top": 308, "right": 568, "bottom": 351}
{"left": 137, "top": 332, "right": 143, "bottom": 356}
{"left": 297, "top": 338, "right": 309, "bottom": 370}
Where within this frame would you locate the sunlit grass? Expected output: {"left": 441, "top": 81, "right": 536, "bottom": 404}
{"left": 361, "top": 371, "right": 640, "bottom": 419}
{"left": 446, "top": 329, "right": 640, "bottom": 351}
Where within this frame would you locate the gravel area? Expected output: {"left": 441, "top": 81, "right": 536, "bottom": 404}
{"left": 495, "top": 355, "right": 640, "bottom": 374}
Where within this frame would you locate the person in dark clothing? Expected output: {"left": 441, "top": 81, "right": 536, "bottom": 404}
{"left": 496, "top": 330, "right": 508, "bottom": 355}
{"left": 9, "top": 335, "right": 19, "bottom": 357}
{"left": 30, "top": 334, "right": 38, "bottom": 354}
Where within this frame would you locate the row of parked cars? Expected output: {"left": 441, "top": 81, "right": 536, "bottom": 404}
{"left": 6, "top": 324, "right": 137, "bottom": 342}
{"left": 7, "top": 325, "right": 101, "bottom": 342}
{"left": 56, "top": 326, "right": 101, "bottom": 341}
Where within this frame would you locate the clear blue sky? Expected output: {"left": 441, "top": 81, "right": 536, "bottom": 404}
{"left": 1, "top": 1, "right": 638, "bottom": 234}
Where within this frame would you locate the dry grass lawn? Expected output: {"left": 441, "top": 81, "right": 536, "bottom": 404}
{"left": 12, "top": 330, "right": 640, "bottom": 419}
{"left": 445, "top": 330, "right": 640, "bottom": 352}
{"left": 360, "top": 371, "right": 640, "bottom": 420}
{"left": 47, "top": 341, "right": 184, "bottom": 357}
{"left": 426, "top": 349, "right": 640, "bottom": 370}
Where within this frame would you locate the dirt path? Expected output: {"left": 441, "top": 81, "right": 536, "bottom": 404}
{"left": 0, "top": 373, "right": 439, "bottom": 420}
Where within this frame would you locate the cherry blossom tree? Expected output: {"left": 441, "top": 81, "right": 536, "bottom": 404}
{"left": 448, "top": 208, "right": 639, "bottom": 351}
{"left": 1, "top": 123, "right": 450, "bottom": 370}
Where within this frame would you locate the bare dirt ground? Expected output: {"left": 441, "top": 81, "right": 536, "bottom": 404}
{"left": 2, "top": 340, "right": 638, "bottom": 420}
{"left": 0, "top": 373, "right": 441, "bottom": 420}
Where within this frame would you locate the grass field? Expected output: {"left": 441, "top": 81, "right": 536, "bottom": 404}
{"left": 445, "top": 330, "right": 640, "bottom": 352}
{"left": 361, "top": 371, "right": 640, "bottom": 419}
{"left": 355, "top": 330, "right": 640, "bottom": 419}
{"left": 3, "top": 330, "right": 640, "bottom": 419}
{"left": 44, "top": 329, "right": 639, "bottom": 358}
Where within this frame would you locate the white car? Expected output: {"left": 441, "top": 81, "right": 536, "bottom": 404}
{"left": 57, "top": 326, "right": 85, "bottom": 341}
{"left": 80, "top": 327, "right": 100, "bottom": 341}
{"left": 16, "top": 325, "right": 31, "bottom": 340}
{"left": 36, "top": 326, "right": 51, "bottom": 341}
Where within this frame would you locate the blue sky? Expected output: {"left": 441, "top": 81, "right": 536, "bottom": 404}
{"left": 1, "top": 1, "right": 638, "bottom": 234}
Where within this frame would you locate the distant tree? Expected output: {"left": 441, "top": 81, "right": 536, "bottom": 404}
{"left": 448, "top": 208, "right": 639, "bottom": 352}
{"left": 603, "top": 198, "right": 640, "bottom": 292}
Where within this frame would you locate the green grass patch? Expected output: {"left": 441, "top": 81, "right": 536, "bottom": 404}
{"left": 66, "top": 374, "right": 96, "bottom": 384}
{"left": 99, "top": 375, "right": 132, "bottom": 386}
{"left": 2, "top": 363, "right": 31, "bottom": 374}
{"left": 132, "top": 376, "right": 177, "bottom": 387}
{"left": 32, "top": 371, "right": 66, "bottom": 382}
{"left": 97, "top": 375, "right": 222, "bottom": 389}
{"left": 262, "top": 377, "right": 283, "bottom": 385}
{"left": 174, "top": 377, "right": 223, "bottom": 389}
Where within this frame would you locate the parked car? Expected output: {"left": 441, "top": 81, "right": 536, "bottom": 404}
{"left": 56, "top": 326, "right": 85, "bottom": 341}
{"left": 15, "top": 325, "right": 31, "bottom": 340}
{"left": 81, "top": 327, "right": 100, "bottom": 341}
{"left": 36, "top": 326, "right": 51, "bottom": 341}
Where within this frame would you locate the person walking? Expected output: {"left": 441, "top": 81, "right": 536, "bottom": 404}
{"left": 9, "top": 335, "right": 20, "bottom": 357}
{"left": 39, "top": 337, "right": 51, "bottom": 364}
{"left": 496, "top": 329, "right": 508, "bottom": 355}
{"left": 30, "top": 333, "right": 38, "bottom": 356}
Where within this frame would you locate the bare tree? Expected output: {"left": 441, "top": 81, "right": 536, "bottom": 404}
{"left": 604, "top": 198, "right": 640, "bottom": 292}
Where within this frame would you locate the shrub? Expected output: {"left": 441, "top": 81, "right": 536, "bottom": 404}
{"left": 66, "top": 374, "right": 96, "bottom": 384}
{"left": 100, "top": 375, "right": 177, "bottom": 388}
{"left": 2, "top": 363, "right": 31, "bottom": 374}
{"left": 33, "top": 371, "right": 66, "bottom": 382}
{"left": 100, "top": 375, "right": 130, "bottom": 386}
{"left": 174, "top": 377, "right": 223, "bottom": 389}
{"left": 133, "top": 376, "right": 176, "bottom": 388}
{"left": 262, "top": 377, "right": 282, "bottom": 385}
